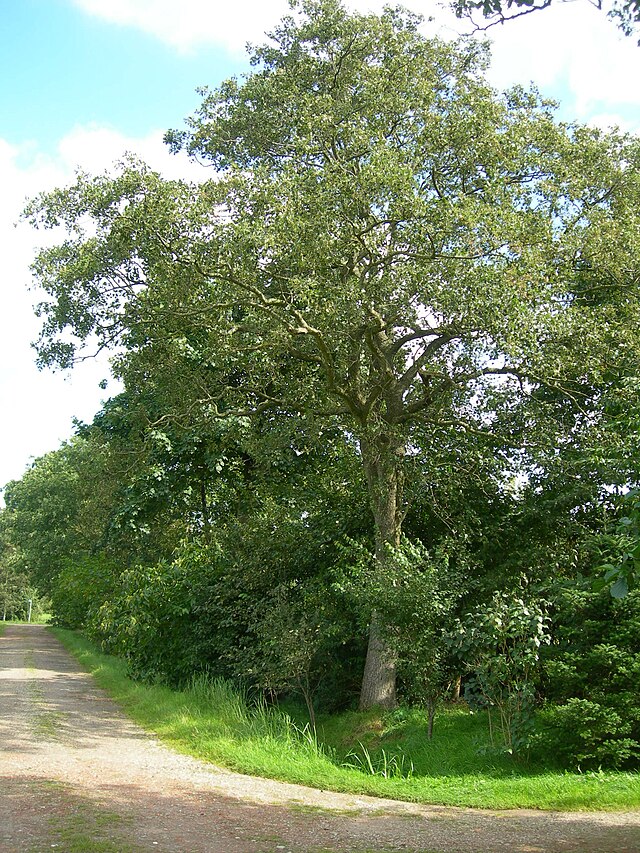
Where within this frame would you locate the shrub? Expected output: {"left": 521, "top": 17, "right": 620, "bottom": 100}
{"left": 91, "top": 545, "right": 218, "bottom": 684}
{"left": 540, "top": 586, "right": 640, "bottom": 769}
{"left": 543, "top": 698, "right": 640, "bottom": 769}
{"left": 448, "top": 591, "right": 550, "bottom": 754}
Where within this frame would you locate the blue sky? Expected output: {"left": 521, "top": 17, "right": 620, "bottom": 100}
{"left": 0, "top": 0, "right": 245, "bottom": 149}
{"left": 1, "top": 0, "right": 639, "bottom": 492}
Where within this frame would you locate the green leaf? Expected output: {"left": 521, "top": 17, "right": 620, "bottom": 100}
{"left": 610, "top": 576, "right": 630, "bottom": 599}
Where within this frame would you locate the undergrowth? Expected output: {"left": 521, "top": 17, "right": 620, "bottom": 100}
{"left": 52, "top": 628, "right": 640, "bottom": 811}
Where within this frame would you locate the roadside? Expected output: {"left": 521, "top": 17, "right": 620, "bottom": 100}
{"left": 1, "top": 624, "right": 639, "bottom": 853}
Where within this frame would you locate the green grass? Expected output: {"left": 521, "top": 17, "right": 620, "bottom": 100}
{"left": 26, "top": 780, "right": 142, "bottom": 853}
{"left": 0, "top": 614, "right": 51, "bottom": 625}
{"left": 51, "top": 628, "right": 640, "bottom": 812}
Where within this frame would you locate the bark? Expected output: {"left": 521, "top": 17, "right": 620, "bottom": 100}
{"left": 358, "top": 432, "right": 406, "bottom": 711}
{"left": 452, "top": 675, "right": 462, "bottom": 702}
{"left": 359, "top": 609, "right": 397, "bottom": 710}
{"left": 427, "top": 700, "right": 436, "bottom": 740}
{"left": 298, "top": 675, "right": 317, "bottom": 733}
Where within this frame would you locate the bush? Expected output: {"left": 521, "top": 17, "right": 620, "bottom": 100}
{"left": 89, "top": 539, "right": 362, "bottom": 708}
{"left": 448, "top": 591, "right": 550, "bottom": 754}
{"left": 540, "top": 587, "right": 640, "bottom": 769}
{"left": 543, "top": 698, "right": 640, "bottom": 769}
{"left": 91, "top": 546, "right": 216, "bottom": 684}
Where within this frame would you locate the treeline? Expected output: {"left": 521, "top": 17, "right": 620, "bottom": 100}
{"left": 2, "top": 389, "right": 639, "bottom": 767}
{"left": 2, "top": 0, "right": 640, "bottom": 769}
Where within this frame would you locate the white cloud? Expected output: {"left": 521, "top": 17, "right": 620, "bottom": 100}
{"left": 587, "top": 113, "right": 639, "bottom": 134}
{"left": 56, "top": 124, "right": 203, "bottom": 180}
{"left": 483, "top": 2, "right": 640, "bottom": 128}
{"left": 71, "top": 0, "right": 290, "bottom": 53}
{"left": 71, "top": 0, "right": 456, "bottom": 53}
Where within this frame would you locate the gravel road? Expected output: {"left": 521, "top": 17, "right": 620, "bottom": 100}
{"left": 1, "top": 623, "right": 639, "bottom": 853}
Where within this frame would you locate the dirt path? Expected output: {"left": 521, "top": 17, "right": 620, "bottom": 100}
{"left": 1, "top": 625, "right": 639, "bottom": 853}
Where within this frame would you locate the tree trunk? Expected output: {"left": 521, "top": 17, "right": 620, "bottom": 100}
{"left": 452, "top": 675, "right": 461, "bottom": 702}
{"left": 298, "top": 675, "right": 317, "bottom": 733}
{"left": 358, "top": 432, "right": 405, "bottom": 711}
{"left": 359, "top": 609, "right": 397, "bottom": 709}
{"left": 427, "top": 700, "right": 436, "bottom": 740}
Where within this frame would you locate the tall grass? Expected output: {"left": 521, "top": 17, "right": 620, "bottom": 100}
{"left": 185, "top": 673, "right": 328, "bottom": 761}
{"left": 51, "top": 628, "right": 640, "bottom": 811}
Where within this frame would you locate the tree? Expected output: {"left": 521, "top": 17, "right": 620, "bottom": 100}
{"left": 247, "top": 580, "right": 350, "bottom": 730}
{"left": 24, "top": 0, "right": 640, "bottom": 708}
{"left": 541, "top": 584, "right": 640, "bottom": 769}
{"left": 2, "top": 440, "right": 105, "bottom": 591}
{"left": 0, "top": 517, "right": 31, "bottom": 621}
{"left": 338, "top": 536, "right": 464, "bottom": 737}
{"left": 82, "top": 391, "right": 250, "bottom": 554}
{"left": 449, "top": 591, "right": 550, "bottom": 753}
{"left": 452, "top": 0, "right": 640, "bottom": 42}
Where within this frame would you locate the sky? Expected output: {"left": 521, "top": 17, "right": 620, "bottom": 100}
{"left": 1, "top": 0, "right": 639, "bottom": 494}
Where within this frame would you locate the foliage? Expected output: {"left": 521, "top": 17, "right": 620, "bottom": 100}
{"left": 540, "top": 586, "right": 640, "bottom": 768}
{"left": 89, "top": 469, "right": 365, "bottom": 699}
{"left": 50, "top": 555, "right": 121, "bottom": 630}
{"left": 1, "top": 438, "right": 127, "bottom": 593}
{"left": 337, "top": 536, "right": 464, "bottom": 733}
{"left": 81, "top": 392, "right": 253, "bottom": 555}
{"left": 0, "top": 565, "right": 32, "bottom": 621}
{"left": 91, "top": 544, "right": 216, "bottom": 684}
{"left": 2, "top": 441, "right": 92, "bottom": 590}
{"left": 244, "top": 580, "right": 352, "bottom": 729}
{"left": 448, "top": 591, "right": 550, "bottom": 753}
{"left": 542, "top": 699, "right": 640, "bottom": 769}
{"left": 594, "top": 489, "right": 640, "bottom": 598}
{"left": 0, "top": 516, "right": 35, "bottom": 620}
{"left": 0, "top": 570, "right": 45, "bottom": 622}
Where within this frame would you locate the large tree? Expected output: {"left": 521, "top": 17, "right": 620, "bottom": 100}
{"left": 24, "top": 0, "right": 640, "bottom": 707}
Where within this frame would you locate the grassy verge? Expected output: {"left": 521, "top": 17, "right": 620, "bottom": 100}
{"left": 51, "top": 628, "right": 640, "bottom": 812}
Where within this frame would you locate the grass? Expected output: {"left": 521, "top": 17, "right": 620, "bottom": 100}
{"left": 22, "top": 648, "right": 65, "bottom": 740}
{"left": 26, "top": 781, "right": 142, "bottom": 853}
{"left": 45, "top": 808, "right": 137, "bottom": 853}
{"left": 51, "top": 628, "right": 640, "bottom": 812}
{"left": 1, "top": 614, "right": 51, "bottom": 626}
